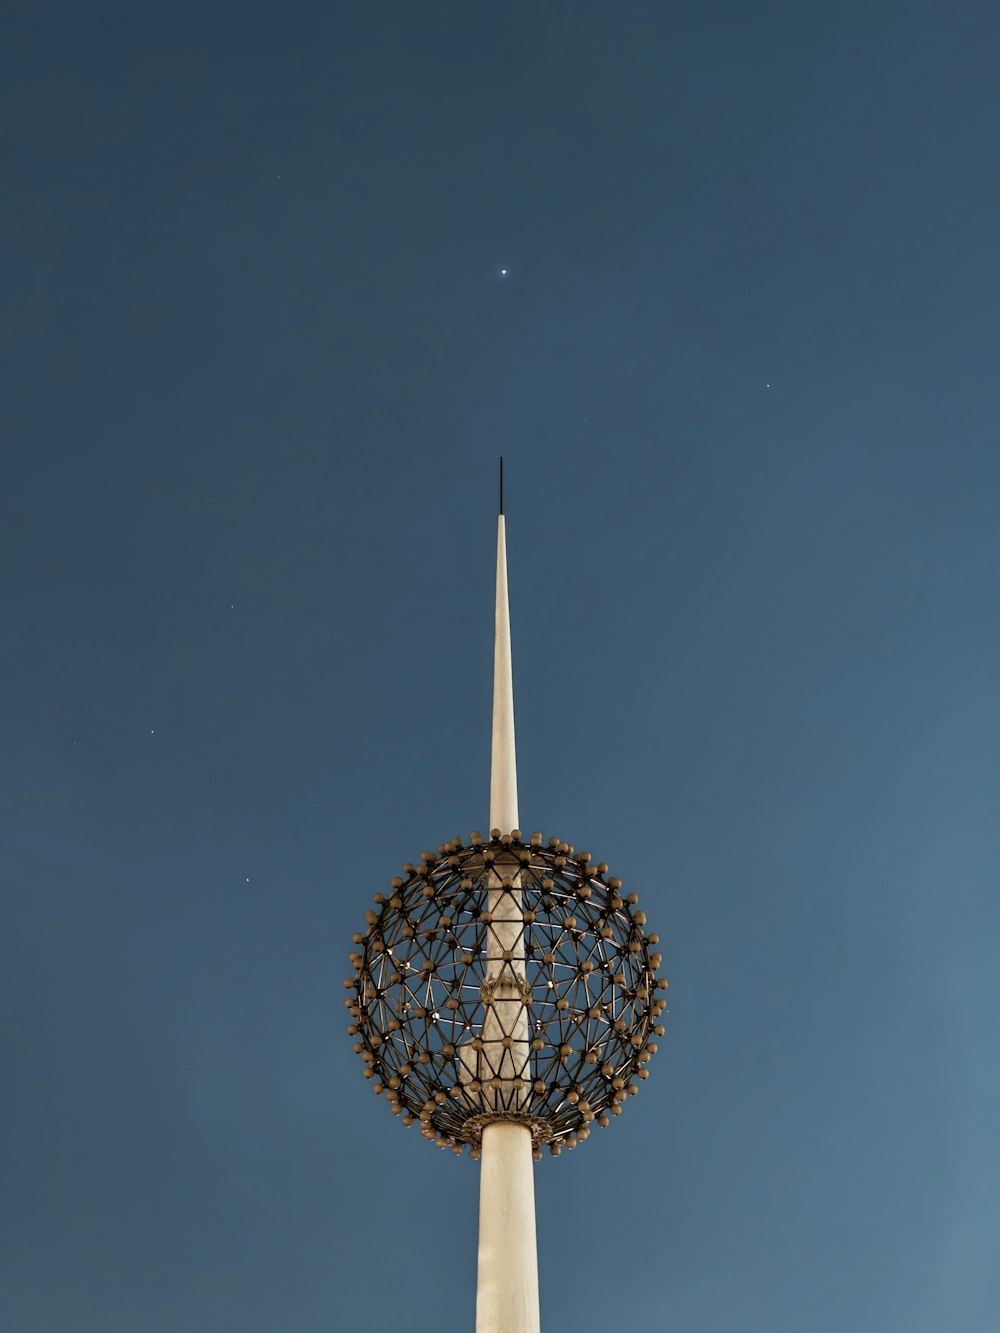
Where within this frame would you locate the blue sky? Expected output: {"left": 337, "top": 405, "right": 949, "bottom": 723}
{"left": 2, "top": 3, "right": 998, "bottom": 1330}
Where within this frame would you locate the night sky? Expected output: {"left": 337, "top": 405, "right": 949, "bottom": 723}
{"left": 3, "top": 3, "right": 999, "bottom": 1330}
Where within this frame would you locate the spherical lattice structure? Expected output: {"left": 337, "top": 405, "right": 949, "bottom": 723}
{"left": 345, "top": 830, "right": 667, "bottom": 1157}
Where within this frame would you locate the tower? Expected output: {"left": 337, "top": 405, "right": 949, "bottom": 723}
{"left": 345, "top": 476, "right": 667, "bottom": 1330}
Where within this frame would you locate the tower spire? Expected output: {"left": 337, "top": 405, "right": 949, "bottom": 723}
{"left": 489, "top": 467, "right": 518, "bottom": 835}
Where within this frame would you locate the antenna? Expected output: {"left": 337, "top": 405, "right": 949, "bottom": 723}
{"left": 499, "top": 456, "right": 504, "bottom": 516}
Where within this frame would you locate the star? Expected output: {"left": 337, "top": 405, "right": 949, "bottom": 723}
{"left": 499, "top": 268, "right": 508, "bottom": 278}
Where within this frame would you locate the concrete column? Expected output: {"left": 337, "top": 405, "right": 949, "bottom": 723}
{"left": 476, "top": 1121, "right": 540, "bottom": 1333}
{"left": 475, "top": 510, "right": 540, "bottom": 1333}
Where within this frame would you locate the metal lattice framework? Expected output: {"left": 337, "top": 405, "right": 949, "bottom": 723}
{"left": 345, "top": 830, "right": 667, "bottom": 1157}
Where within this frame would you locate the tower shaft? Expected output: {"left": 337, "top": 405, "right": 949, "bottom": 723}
{"left": 476, "top": 512, "right": 540, "bottom": 1333}
{"left": 477, "top": 1121, "right": 540, "bottom": 1333}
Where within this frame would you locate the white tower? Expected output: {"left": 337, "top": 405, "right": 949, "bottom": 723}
{"left": 346, "top": 467, "right": 667, "bottom": 1330}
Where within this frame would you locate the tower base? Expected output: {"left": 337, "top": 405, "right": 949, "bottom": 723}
{"left": 476, "top": 1121, "right": 540, "bottom": 1333}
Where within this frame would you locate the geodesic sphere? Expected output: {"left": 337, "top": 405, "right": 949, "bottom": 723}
{"left": 345, "top": 832, "right": 667, "bottom": 1155}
